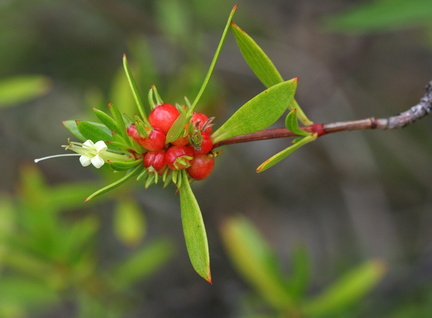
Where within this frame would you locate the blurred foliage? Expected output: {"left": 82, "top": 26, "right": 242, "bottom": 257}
{"left": 221, "top": 216, "right": 386, "bottom": 317}
{"left": 0, "top": 76, "right": 51, "bottom": 108}
{"left": 0, "top": 165, "right": 173, "bottom": 318}
{"left": 0, "top": 0, "right": 431, "bottom": 317}
{"left": 326, "top": 0, "right": 432, "bottom": 34}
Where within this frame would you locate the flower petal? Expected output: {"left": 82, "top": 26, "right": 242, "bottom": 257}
{"left": 79, "top": 155, "right": 92, "bottom": 167}
{"left": 94, "top": 140, "right": 108, "bottom": 153}
{"left": 91, "top": 155, "right": 105, "bottom": 168}
{"left": 83, "top": 140, "right": 95, "bottom": 148}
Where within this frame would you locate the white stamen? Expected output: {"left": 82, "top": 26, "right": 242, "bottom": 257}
{"left": 34, "top": 153, "right": 80, "bottom": 163}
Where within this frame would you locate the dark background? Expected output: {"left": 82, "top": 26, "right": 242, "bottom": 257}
{"left": 1, "top": 0, "right": 432, "bottom": 317}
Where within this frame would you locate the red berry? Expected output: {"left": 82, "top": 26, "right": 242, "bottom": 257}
{"left": 139, "top": 127, "right": 166, "bottom": 151}
{"left": 165, "top": 146, "right": 194, "bottom": 170}
{"left": 143, "top": 150, "right": 166, "bottom": 174}
{"left": 127, "top": 124, "right": 140, "bottom": 141}
{"left": 192, "top": 133, "right": 213, "bottom": 155}
{"left": 149, "top": 104, "right": 180, "bottom": 134}
{"left": 172, "top": 135, "right": 189, "bottom": 147}
{"left": 190, "top": 112, "right": 212, "bottom": 134}
{"left": 187, "top": 154, "right": 215, "bottom": 180}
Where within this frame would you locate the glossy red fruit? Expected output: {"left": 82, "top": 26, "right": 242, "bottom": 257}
{"left": 138, "top": 127, "right": 166, "bottom": 151}
{"left": 187, "top": 154, "right": 215, "bottom": 180}
{"left": 192, "top": 133, "right": 213, "bottom": 155}
{"left": 165, "top": 146, "right": 194, "bottom": 170}
{"left": 149, "top": 104, "right": 180, "bottom": 134}
{"left": 126, "top": 124, "right": 140, "bottom": 141}
{"left": 143, "top": 150, "right": 166, "bottom": 174}
{"left": 171, "top": 134, "right": 189, "bottom": 147}
{"left": 190, "top": 112, "right": 212, "bottom": 134}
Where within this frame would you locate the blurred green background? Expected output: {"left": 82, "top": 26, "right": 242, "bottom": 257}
{"left": 1, "top": 0, "right": 432, "bottom": 317}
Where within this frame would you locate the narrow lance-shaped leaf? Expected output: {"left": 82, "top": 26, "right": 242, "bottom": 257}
{"left": 179, "top": 171, "right": 211, "bottom": 283}
{"left": 285, "top": 109, "right": 311, "bottom": 137}
{"left": 76, "top": 121, "right": 113, "bottom": 143}
{"left": 108, "top": 103, "right": 134, "bottom": 148}
{"left": 212, "top": 79, "right": 297, "bottom": 143}
{"left": 84, "top": 165, "right": 144, "bottom": 202}
{"left": 231, "top": 22, "right": 283, "bottom": 88}
{"left": 231, "top": 22, "right": 313, "bottom": 125}
{"left": 166, "top": 109, "right": 188, "bottom": 143}
{"left": 256, "top": 133, "right": 318, "bottom": 173}
{"left": 63, "top": 120, "right": 86, "bottom": 142}
{"left": 188, "top": 5, "right": 238, "bottom": 114}
{"left": 93, "top": 108, "right": 121, "bottom": 135}
{"left": 123, "top": 54, "right": 149, "bottom": 123}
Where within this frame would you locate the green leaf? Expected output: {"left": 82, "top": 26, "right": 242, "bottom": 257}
{"left": 231, "top": 22, "right": 283, "bottom": 88}
{"left": 113, "top": 197, "right": 146, "bottom": 246}
{"left": 108, "top": 238, "right": 173, "bottom": 288}
{"left": 179, "top": 171, "right": 211, "bottom": 283}
{"left": 166, "top": 108, "right": 188, "bottom": 143}
{"left": 302, "top": 260, "right": 386, "bottom": 316}
{"left": 0, "top": 75, "right": 51, "bottom": 107}
{"left": 256, "top": 133, "right": 318, "bottom": 172}
{"left": 326, "top": 0, "right": 432, "bottom": 33}
{"left": 76, "top": 121, "right": 113, "bottom": 143}
{"left": 84, "top": 165, "right": 144, "bottom": 202}
{"left": 108, "top": 159, "right": 141, "bottom": 171}
{"left": 221, "top": 216, "right": 294, "bottom": 311}
{"left": 212, "top": 79, "right": 298, "bottom": 143}
{"left": 231, "top": 23, "right": 313, "bottom": 125}
{"left": 285, "top": 109, "right": 310, "bottom": 137}
{"left": 62, "top": 120, "right": 86, "bottom": 142}
{"left": 93, "top": 108, "right": 120, "bottom": 135}
{"left": 289, "top": 99, "right": 312, "bottom": 126}
{"left": 108, "top": 103, "right": 131, "bottom": 144}
{"left": 189, "top": 5, "right": 238, "bottom": 113}
{"left": 123, "top": 54, "right": 149, "bottom": 122}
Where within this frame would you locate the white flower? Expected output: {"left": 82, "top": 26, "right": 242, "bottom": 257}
{"left": 79, "top": 140, "right": 108, "bottom": 168}
{"left": 35, "top": 139, "right": 128, "bottom": 169}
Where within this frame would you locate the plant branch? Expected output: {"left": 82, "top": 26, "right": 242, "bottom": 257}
{"left": 214, "top": 81, "right": 432, "bottom": 148}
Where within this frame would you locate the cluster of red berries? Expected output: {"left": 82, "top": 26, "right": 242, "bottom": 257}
{"left": 126, "top": 103, "right": 215, "bottom": 181}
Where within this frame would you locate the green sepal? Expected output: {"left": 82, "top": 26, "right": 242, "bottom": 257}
{"left": 166, "top": 109, "right": 189, "bottom": 143}
{"left": 231, "top": 22, "right": 313, "bottom": 125}
{"left": 302, "top": 260, "right": 386, "bottom": 316}
{"left": 285, "top": 109, "right": 310, "bottom": 137}
{"left": 123, "top": 54, "right": 149, "bottom": 123}
{"left": 107, "top": 159, "right": 142, "bottom": 171}
{"left": 62, "top": 120, "right": 86, "bottom": 142}
{"left": 212, "top": 79, "right": 298, "bottom": 143}
{"left": 93, "top": 108, "right": 120, "bottom": 135}
{"left": 256, "top": 133, "right": 318, "bottom": 173}
{"left": 178, "top": 170, "right": 211, "bottom": 283}
{"left": 148, "top": 84, "right": 163, "bottom": 110}
{"left": 84, "top": 165, "right": 144, "bottom": 202}
{"left": 76, "top": 121, "right": 113, "bottom": 143}
{"left": 108, "top": 103, "right": 130, "bottom": 143}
